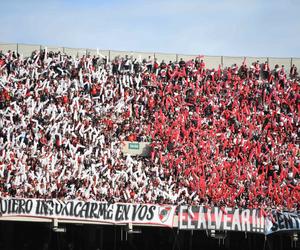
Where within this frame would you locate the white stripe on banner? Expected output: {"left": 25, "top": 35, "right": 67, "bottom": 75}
{"left": 179, "top": 205, "right": 300, "bottom": 234}
{"left": 179, "top": 205, "right": 265, "bottom": 233}
{"left": 0, "top": 198, "right": 175, "bottom": 227}
{"left": 265, "top": 211, "right": 300, "bottom": 235}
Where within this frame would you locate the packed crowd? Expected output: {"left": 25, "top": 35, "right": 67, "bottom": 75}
{"left": 0, "top": 49, "right": 299, "bottom": 213}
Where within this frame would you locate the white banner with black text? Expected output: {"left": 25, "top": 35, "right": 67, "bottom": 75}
{"left": 0, "top": 198, "right": 175, "bottom": 227}
{"left": 178, "top": 205, "right": 300, "bottom": 235}
{"left": 265, "top": 211, "right": 300, "bottom": 235}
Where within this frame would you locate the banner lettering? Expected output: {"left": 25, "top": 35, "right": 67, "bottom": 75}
{"left": 0, "top": 198, "right": 175, "bottom": 227}
{"left": 179, "top": 205, "right": 265, "bottom": 233}
{"left": 265, "top": 211, "right": 300, "bottom": 235}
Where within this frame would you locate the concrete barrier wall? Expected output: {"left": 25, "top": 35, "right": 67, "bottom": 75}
{"left": 177, "top": 54, "right": 222, "bottom": 69}
{"left": 110, "top": 50, "right": 129, "bottom": 60}
{"left": 64, "top": 47, "right": 82, "bottom": 57}
{"left": 0, "top": 42, "right": 298, "bottom": 71}
{"left": 204, "top": 56, "right": 222, "bottom": 69}
{"left": 86, "top": 49, "right": 110, "bottom": 58}
{"left": 268, "top": 57, "right": 292, "bottom": 69}
{"left": 18, "top": 44, "right": 40, "bottom": 57}
{"left": 154, "top": 52, "right": 177, "bottom": 63}
{"left": 130, "top": 51, "right": 155, "bottom": 62}
{"left": 41, "top": 45, "right": 64, "bottom": 53}
{"left": 177, "top": 54, "right": 197, "bottom": 62}
{"left": 62, "top": 47, "right": 88, "bottom": 58}
{"left": 223, "top": 56, "right": 245, "bottom": 68}
{"left": 0, "top": 43, "right": 17, "bottom": 53}
{"left": 245, "top": 57, "right": 268, "bottom": 65}
{"left": 86, "top": 49, "right": 97, "bottom": 56}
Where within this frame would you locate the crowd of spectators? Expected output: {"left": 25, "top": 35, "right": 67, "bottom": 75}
{"left": 0, "top": 48, "right": 299, "bottom": 213}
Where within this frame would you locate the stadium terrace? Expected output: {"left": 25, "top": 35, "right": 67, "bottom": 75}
{"left": 0, "top": 48, "right": 299, "bottom": 216}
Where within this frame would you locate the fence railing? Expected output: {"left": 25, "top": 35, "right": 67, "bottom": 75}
{"left": 1, "top": 42, "right": 300, "bottom": 70}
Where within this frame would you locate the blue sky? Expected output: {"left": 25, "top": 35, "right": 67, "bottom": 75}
{"left": 1, "top": 0, "right": 300, "bottom": 57}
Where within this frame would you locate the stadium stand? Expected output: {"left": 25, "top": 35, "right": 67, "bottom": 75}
{"left": 0, "top": 47, "right": 299, "bottom": 217}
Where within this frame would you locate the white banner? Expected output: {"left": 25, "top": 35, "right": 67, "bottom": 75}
{"left": 0, "top": 198, "right": 175, "bottom": 227}
{"left": 265, "top": 211, "right": 300, "bottom": 235}
{"left": 179, "top": 206, "right": 300, "bottom": 235}
{"left": 179, "top": 206, "right": 265, "bottom": 233}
